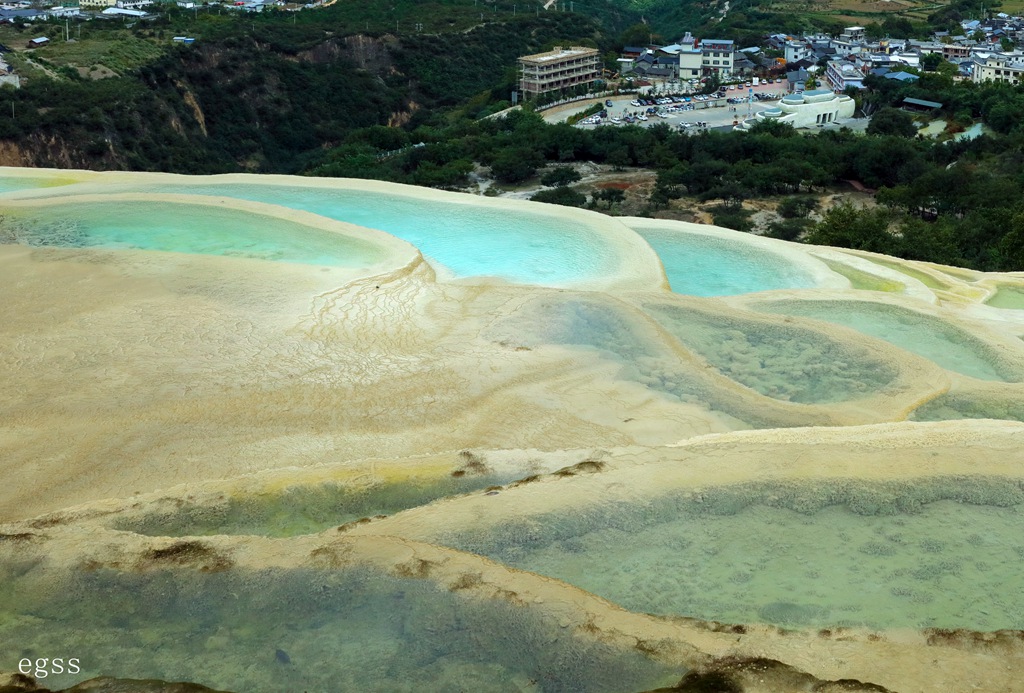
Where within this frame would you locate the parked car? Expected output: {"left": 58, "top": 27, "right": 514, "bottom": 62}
{"left": 606, "top": 100, "right": 613, "bottom": 107}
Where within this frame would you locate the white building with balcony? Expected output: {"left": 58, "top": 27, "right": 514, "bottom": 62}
{"left": 825, "top": 59, "right": 866, "bottom": 91}
{"left": 700, "top": 39, "right": 734, "bottom": 78}
{"left": 784, "top": 40, "right": 811, "bottom": 63}
{"left": 972, "top": 52, "right": 1024, "bottom": 84}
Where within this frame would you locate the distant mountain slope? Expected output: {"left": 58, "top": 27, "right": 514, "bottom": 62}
{"left": 0, "top": 12, "right": 606, "bottom": 173}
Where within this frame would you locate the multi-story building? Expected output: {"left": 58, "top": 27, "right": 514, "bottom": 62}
{"left": 943, "top": 43, "right": 973, "bottom": 61}
{"left": 784, "top": 40, "right": 811, "bottom": 63}
{"left": 971, "top": 52, "right": 1024, "bottom": 84}
{"left": 700, "top": 38, "right": 734, "bottom": 78}
{"left": 518, "top": 46, "right": 601, "bottom": 96}
{"left": 677, "top": 32, "right": 703, "bottom": 80}
{"left": 830, "top": 38, "right": 860, "bottom": 57}
{"left": 825, "top": 59, "right": 866, "bottom": 91}
{"left": 840, "top": 26, "right": 867, "bottom": 42}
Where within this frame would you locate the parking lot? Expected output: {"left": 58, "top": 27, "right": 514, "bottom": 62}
{"left": 569, "top": 80, "right": 790, "bottom": 132}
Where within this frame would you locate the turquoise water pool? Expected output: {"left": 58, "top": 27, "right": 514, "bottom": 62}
{"left": 118, "top": 183, "right": 628, "bottom": 286}
{"left": 0, "top": 564, "right": 679, "bottom": 692}
{"left": 758, "top": 300, "right": 1021, "bottom": 382}
{"left": 437, "top": 479, "right": 1024, "bottom": 631}
{"left": 633, "top": 226, "right": 817, "bottom": 296}
{"left": 0, "top": 200, "right": 388, "bottom": 267}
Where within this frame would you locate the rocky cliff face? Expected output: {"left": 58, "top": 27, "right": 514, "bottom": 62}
{"left": 0, "top": 34, "right": 411, "bottom": 174}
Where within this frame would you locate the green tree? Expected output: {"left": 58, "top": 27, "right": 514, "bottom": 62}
{"left": 778, "top": 196, "right": 818, "bottom": 218}
{"left": 490, "top": 148, "right": 539, "bottom": 184}
{"left": 710, "top": 204, "right": 753, "bottom": 232}
{"left": 866, "top": 107, "right": 917, "bottom": 137}
{"left": 593, "top": 188, "right": 625, "bottom": 208}
{"left": 767, "top": 218, "right": 812, "bottom": 241}
{"left": 531, "top": 186, "right": 586, "bottom": 207}
{"left": 805, "top": 203, "right": 898, "bottom": 254}
{"left": 619, "top": 23, "right": 659, "bottom": 48}
{"left": 998, "top": 207, "right": 1024, "bottom": 270}
{"left": 985, "top": 100, "right": 1019, "bottom": 134}
{"left": 920, "top": 52, "right": 944, "bottom": 71}
{"left": 882, "top": 16, "right": 915, "bottom": 38}
{"left": 540, "top": 166, "right": 582, "bottom": 187}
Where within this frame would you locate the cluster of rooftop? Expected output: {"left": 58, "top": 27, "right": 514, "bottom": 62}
{"left": 607, "top": 17, "right": 1024, "bottom": 92}
{"left": 0, "top": 0, "right": 309, "bottom": 24}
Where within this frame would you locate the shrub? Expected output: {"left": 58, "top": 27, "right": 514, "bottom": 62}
{"left": 531, "top": 186, "right": 586, "bottom": 207}
{"left": 540, "top": 166, "right": 581, "bottom": 187}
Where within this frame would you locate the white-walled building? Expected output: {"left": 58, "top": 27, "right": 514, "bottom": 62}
{"left": 784, "top": 40, "right": 811, "bottom": 63}
{"left": 825, "top": 59, "right": 866, "bottom": 90}
{"left": 700, "top": 38, "right": 734, "bottom": 78}
{"left": 47, "top": 5, "right": 79, "bottom": 17}
{"left": 840, "top": 26, "right": 866, "bottom": 41}
{"left": 889, "top": 52, "right": 921, "bottom": 68}
{"left": 677, "top": 32, "right": 703, "bottom": 80}
{"left": 737, "top": 89, "right": 856, "bottom": 130}
{"left": 971, "top": 52, "right": 1024, "bottom": 84}
{"left": 101, "top": 6, "right": 147, "bottom": 16}
{"left": 830, "top": 38, "right": 861, "bottom": 57}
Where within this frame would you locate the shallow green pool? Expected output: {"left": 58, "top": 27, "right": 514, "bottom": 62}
{"left": 0, "top": 174, "right": 76, "bottom": 194}
{"left": 757, "top": 300, "right": 1020, "bottom": 382}
{"left": 643, "top": 302, "right": 898, "bottom": 403}
{"left": 114, "top": 471, "right": 519, "bottom": 538}
{"left": 912, "top": 392, "right": 1024, "bottom": 423}
{"left": 0, "top": 564, "right": 680, "bottom": 692}
{"left": 986, "top": 285, "right": 1024, "bottom": 310}
{"left": 437, "top": 478, "right": 1024, "bottom": 631}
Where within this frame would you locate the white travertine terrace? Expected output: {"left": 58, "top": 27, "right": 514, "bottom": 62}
{"left": 3, "top": 167, "right": 1024, "bottom": 692}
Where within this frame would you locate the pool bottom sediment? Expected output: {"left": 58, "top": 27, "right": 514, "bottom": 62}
{"left": 0, "top": 563, "right": 679, "bottom": 692}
